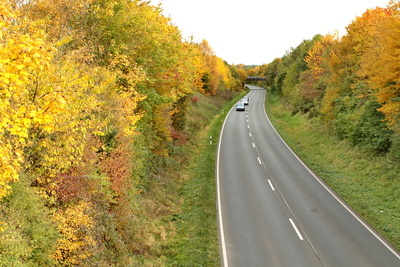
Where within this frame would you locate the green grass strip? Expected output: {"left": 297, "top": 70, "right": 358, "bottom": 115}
{"left": 166, "top": 93, "right": 244, "bottom": 266}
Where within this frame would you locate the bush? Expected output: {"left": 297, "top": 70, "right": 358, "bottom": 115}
{"left": 351, "top": 100, "right": 393, "bottom": 153}
{"left": 0, "top": 176, "right": 59, "bottom": 266}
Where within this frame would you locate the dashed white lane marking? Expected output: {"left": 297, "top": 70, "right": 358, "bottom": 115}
{"left": 289, "top": 218, "right": 304, "bottom": 240}
{"left": 257, "top": 157, "right": 262, "bottom": 164}
{"left": 268, "top": 179, "right": 275, "bottom": 191}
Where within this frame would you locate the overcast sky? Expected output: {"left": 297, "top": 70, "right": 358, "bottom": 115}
{"left": 150, "top": 0, "right": 390, "bottom": 65}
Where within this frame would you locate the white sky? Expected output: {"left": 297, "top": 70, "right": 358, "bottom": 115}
{"left": 150, "top": 0, "right": 390, "bottom": 65}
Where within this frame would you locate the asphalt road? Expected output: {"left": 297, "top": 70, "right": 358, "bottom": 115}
{"left": 216, "top": 85, "right": 400, "bottom": 267}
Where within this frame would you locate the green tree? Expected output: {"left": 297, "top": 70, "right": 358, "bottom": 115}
{"left": 351, "top": 99, "right": 393, "bottom": 153}
{"left": 279, "top": 38, "right": 315, "bottom": 112}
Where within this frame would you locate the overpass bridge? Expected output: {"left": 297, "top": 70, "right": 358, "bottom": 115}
{"left": 246, "top": 76, "right": 266, "bottom": 81}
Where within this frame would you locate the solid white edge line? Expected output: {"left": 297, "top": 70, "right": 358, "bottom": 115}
{"left": 289, "top": 218, "right": 304, "bottom": 240}
{"left": 262, "top": 90, "right": 400, "bottom": 260}
{"left": 216, "top": 104, "right": 233, "bottom": 267}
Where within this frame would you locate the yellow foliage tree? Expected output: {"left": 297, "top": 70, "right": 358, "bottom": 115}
{"left": 199, "top": 40, "right": 219, "bottom": 95}
{"left": 198, "top": 40, "right": 234, "bottom": 95}
{"left": 300, "top": 33, "right": 337, "bottom": 103}
{"left": 0, "top": 2, "right": 53, "bottom": 199}
{"left": 1, "top": 0, "right": 238, "bottom": 264}
{"left": 216, "top": 57, "right": 232, "bottom": 89}
{"left": 20, "top": 0, "right": 93, "bottom": 42}
{"left": 53, "top": 201, "right": 97, "bottom": 265}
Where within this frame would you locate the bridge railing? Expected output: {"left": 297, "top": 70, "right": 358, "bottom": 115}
{"left": 246, "top": 76, "right": 266, "bottom": 81}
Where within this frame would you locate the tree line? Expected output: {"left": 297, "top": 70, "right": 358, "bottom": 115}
{"left": 254, "top": 1, "right": 400, "bottom": 158}
{"left": 0, "top": 0, "right": 246, "bottom": 265}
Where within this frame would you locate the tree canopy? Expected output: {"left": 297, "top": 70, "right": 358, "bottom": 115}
{"left": 254, "top": 2, "right": 400, "bottom": 157}
{"left": 0, "top": 0, "right": 245, "bottom": 264}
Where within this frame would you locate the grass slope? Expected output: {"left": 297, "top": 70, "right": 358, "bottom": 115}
{"left": 164, "top": 91, "right": 244, "bottom": 266}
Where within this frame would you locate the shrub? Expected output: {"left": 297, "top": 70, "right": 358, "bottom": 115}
{"left": 0, "top": 176, "right": 59, "bottom": 266}
{"left": 351, "top": 100, "right": 393, "bottom": 153}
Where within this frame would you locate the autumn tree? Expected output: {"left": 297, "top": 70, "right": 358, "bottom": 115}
{"left": 3, "top": 0, "right": 145, "bottom": 264}
{"left": 359, "top": 4, "right": 400, "bottom": 126}
{"left": 1, "top": 0, "right": 240, "bottom": 265}
{"left": 0, "top": 2, "right": 115, "bottom": 263}
{"left": 0, "top": 1, "right": 55, "bottom": 199}
{"left": 199, "top": 40, "right": 220, "bottom": 95}
{"left": 278, "top": 38, "right": 315, "bottom": 112}
{"left": 359, "top": 2, "right": 400, "bottom": 156}
{"left": 329, "top": 7, "right": 393, "bottom": 152}
{"left": 298, "top": 34, "right": 336, "bottom": 113}
{"left": 263, "top": 5, "right": 396, "bottom": 154}
{"left": 197, "top": 40, "right": 236, "bottom": 96}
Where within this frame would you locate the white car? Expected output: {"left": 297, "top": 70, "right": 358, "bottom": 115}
{"left": 242, "top": 96, "right": 249, "bottom": 105}
{"left": 236, "top": 102, "right": 245, "bottom": 111}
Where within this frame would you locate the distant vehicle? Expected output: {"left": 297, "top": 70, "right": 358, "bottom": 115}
{"left": 236, "top": 102, "right": 245, "bottom": 111}
{"left": 242, "top": 96, "right": 249, "bottom": 105}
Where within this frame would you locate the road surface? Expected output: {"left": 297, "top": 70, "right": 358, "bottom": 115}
{"left": 216, "top": 85, "right": 400, "bottom": 266}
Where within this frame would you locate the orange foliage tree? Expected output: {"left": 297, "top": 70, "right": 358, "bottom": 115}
{"left": 318, "top": 7, "right": 391, "bottom": 122}
{"left": 359, "top": 4, "right": 400, "bottom": 126}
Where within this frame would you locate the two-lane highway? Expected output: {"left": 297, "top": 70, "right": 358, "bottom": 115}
{"left": 216, "top": 85, "right": 400, "bottom": 266}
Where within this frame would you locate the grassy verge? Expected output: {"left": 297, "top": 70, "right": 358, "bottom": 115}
{"left": 164, "top": 92, "right": 245, "bottom": 266}
{"left": 265, "top": 91, "right": 400, "bottom": 251}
